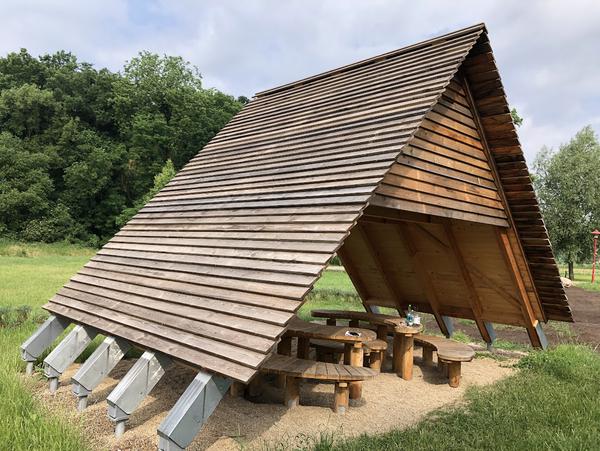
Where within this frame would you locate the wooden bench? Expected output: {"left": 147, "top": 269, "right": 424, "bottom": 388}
{"left": 260, "top": 354, "right": 377, "bottom": 414}
{"left": 310, "top": 338, "right": 388, "bottom": 371}
{"left": 414, "top": 335, "right": 474, "bottom": 387}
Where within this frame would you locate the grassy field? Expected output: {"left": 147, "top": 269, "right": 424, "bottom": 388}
{"left": 314, "top": 345, "right": 600, "bottom": 450}
{"left": 2, "top": 240, "right": 599, "bottom": 450}
{"left": 0, "top": 241, "right": 95, "bottom": 450}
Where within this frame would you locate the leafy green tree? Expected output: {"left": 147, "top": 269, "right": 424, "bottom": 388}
{"left": 511, "top": 108, "right": 523, "bottom": 127}
{"left": 0, "top": 132, "right": 53, "bottom": 237}
{"left": 116, "top": 159, "right": 176, "bottom": 227}
{"left": 533, "top": 126, "right": 600, "bottom": 279}
{"left": 0, "top": 49, "right": 243, "bottom": 245}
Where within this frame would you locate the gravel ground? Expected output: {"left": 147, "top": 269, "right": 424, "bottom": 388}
{"left": 30, "top": 347, "right": 515, "bottom": 450}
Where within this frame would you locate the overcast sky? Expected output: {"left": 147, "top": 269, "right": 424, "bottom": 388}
{"left": 1, "top": 0, "right": 599, "bottom": 163}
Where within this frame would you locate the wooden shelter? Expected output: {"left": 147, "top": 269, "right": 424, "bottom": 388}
{"left": 40, "top": 23, "right": 570, "bottom": 388}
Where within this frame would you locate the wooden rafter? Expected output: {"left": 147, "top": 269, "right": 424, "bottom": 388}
{"left": 442, "top": 220, "right": 492, "bottom": 343}
{"left": 496, "top": 229, "right": 543, "bottom": 348}
{"left": 413, "top": 222, "right": 523, "bottom": 310}
{"left": 356, "top": 224, "right": 406, "bottom": 308}
{"left": 336, "top": 245, "right": 371, "bottom": 306}
{"left": 460, "top": 72, "right": 547, "bottom": 323}
{"left": 397, "top": 223, "right": 450, "bottom": 336}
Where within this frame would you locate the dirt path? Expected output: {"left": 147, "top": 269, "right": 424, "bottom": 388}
{"left": 438, "top": 287, "right": 599, "bottom": 349}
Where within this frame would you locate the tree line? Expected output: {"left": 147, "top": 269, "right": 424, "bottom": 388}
{"left": 534, "top": 125, "right": 600, "bottom": 279}
{"left": 0, "top": 49, "right": 245, "bottom": 246}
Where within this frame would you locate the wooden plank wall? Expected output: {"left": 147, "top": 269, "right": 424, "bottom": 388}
{"left": 372, "top": 76, "right": 508, "bottom": 227}
{"left": 462, "top": 32, "right": 570, "bottom": 322}
{"left": 44, "top": 25, "right": 487, "bottom": 382}
{"left": 340, "top": 211, "right": 535, "bottom": 327}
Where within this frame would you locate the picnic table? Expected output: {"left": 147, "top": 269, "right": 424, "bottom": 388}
{"left": 311, "top": 309, "right": 423, "bottom": 380}
{"left": 280, "top": 316, "right": 377, "bottom": 398}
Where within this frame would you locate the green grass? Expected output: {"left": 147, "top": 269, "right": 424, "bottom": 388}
{"left": 2, "top": 241, "right": 596, "bottom": 450}
{"left": 0, "top": 241, "right": 94, "bottom": 450}
{"left": 315, "top": 344, "right": 600, "bottom": 450}
{"left": 558, "top": 263, "right": 600, "bottom": 291}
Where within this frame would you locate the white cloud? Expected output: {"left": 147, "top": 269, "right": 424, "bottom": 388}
{"left": 0, "top": 0, "right": 598, "bottom": 163}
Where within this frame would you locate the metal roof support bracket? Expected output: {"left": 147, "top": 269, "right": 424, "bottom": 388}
{"left": 441, "top": 316, "right": 454, "bottom": 338}
{"left": 71, "top": 336, "right": 131, "bottom": 411}
{"left": 484, "top": 321, "right": 496, "bottom": 350}
{"left": 535, "top": 322, "right": 548, "bottom": 350}
{"left": 107, "top": 350, "right": 172, "bottom": 437}
{"left": 158, "top": 371, "right": 231, "bottom": 451}
{"left": 43, "top": 324, "right": 97, "bottom": 393}
{"left": 20, "top": 315, "right": 71, "bottom": 375}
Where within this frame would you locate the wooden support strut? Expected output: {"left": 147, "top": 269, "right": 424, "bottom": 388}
{"left": 397, "top": 223, "right": 450, "bottom": 337}
{"left": 496, "top": 229, "right": 544, "bottom": 348}
{"left": 356, "top": 223, "right": 406, "bottom": 307}
{"left": 460, "top": 71, "right": 546, "bottom": 323}
{"left": 442, "top": 220, "right": 493, "bottom": 344}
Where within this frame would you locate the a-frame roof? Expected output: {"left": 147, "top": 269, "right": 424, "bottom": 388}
{"left": 44, "top": 23, "right": 569, "bottom": 383}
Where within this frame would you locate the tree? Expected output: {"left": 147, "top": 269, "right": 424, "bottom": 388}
{"left": 511, "top": 108, "right": 523, "bottom": 127}
{"left": 116, "top": 159, "right": 176, "bottom": 227}
{"left": 0, "top": 49, "right": 243, "bottom": 245}
{"left": 533, "top": 126, "right": 600, "bottom": 279}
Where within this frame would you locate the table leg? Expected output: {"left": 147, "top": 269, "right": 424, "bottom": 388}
{"left": 376, "top": 325, "right": 388, "bottom": 340}
{"left": 395, "top": 334, "right": 414, "bottom": 380}
{"left": 349, "top": 343, "right": 363, "bottom": 399}
{"left": 297, "top": 337, "right": 310, "bottom": 359}
{"left": 276, "top": 336, "right": 293, "bottom": 388}
{"left": 277, "top": 336, "right": 292, "bottom": 355}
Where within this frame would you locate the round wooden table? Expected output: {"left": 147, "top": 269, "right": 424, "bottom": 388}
{"left": 281, "top": 317, "right": 376, "bottom": 399}
{"left": 392, "top": 323, "right": 423, "bottom": 380}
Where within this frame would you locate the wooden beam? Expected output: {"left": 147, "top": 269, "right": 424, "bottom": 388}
{"left": 411, "top": 222, "right": 523, "bottom": 310}
{"left": 496, "top": 228, "right": 543, "bottom": 348}
{"left": 397, "top": 223, "right": 450, "bottom": 337}
{"left": 461, "top": 72, "right": 546, "bottom": 323}
{"left": 336, "top": 244, "right": 370, "bottom": 306}
{"left": 356, "top": 223, "right": 406, "bottom": 309}
{"left": 442, "top": 220, "right": 492, "bottom": 343}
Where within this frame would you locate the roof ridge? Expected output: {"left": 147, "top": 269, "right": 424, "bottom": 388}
{"left": 255, "top": 22, "right": 486, "bottom": 98}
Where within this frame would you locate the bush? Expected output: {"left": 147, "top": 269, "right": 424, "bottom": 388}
{"left": 21, "top": 204, "right": 76, "bottom": 243}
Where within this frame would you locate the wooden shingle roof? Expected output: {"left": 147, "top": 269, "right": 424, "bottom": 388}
{"left": 44, "top": 23, "right": 569, "bottom": 383}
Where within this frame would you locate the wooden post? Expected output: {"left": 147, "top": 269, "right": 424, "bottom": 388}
{"left": 422, "top": 345, "right": 434, "bottom": 366}
{"left": 369, "top": 350, "right": 383, "bottom": 372}
{"left": 284, "top": 376, "right": 300, "bottom": 408}
{"left": 349, "top": 343, "right": 363, "bottom": 399}
{"left": 376, "top": 325, "right": 388, "bottom": 340}
{"left": 349, "top": 319, "right": 359, "bottom": 328}
{"left": 277, "top": 336, "right": 292, "bottom": 356}
{"left": 439, "top": 360, "right": 448, "bottom": 377}
{"left": 247, "top": 374, "right": 262, "bottom": 397}
{"left": 326, "top": 318, "right": 336, "bottom": 326}
{"left": 333, "top": 382, "right": 349, "bottom": 414}
{"left": 448, "top": 362, "right": 461, "bottom": 388}
{"left": 397, "top": 334, "right": 415, "bottom": 380}
{"left": 229, "top": 381, "right": 245, "bottom": 397}
{"left": 297, "top": 337, "right": 310, "bottom": 359}
{"left": 276, "top": 336, "right": 293, "bottom": 388}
